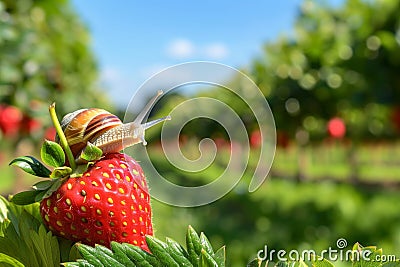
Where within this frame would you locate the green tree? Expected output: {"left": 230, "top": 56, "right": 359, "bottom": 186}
{"left": 0, "top": 0, "right": 111, "bottom": 143}
{"left": 249, "top": 0, "right": 400, "bottom": 141}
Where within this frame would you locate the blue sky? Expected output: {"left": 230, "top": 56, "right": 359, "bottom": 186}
{"left": 70, "top": 1, "right": 343, "bottom": 108}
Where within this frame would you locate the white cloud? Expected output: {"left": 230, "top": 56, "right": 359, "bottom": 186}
{"left": 166, "top": 39, "right": 229, "bottom": 60}
{"left": 203, "top": 43, "right": 229, "bottom": 59}
{"left": 166, "top": 39, "right": 195, "bottom": 59}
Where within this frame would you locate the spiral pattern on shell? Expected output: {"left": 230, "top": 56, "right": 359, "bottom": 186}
{"left": 60, "top": 108, "right": 122, "bottom": 158}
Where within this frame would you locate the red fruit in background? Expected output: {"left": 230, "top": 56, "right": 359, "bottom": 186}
{"left": 250, "top": 129, "right": 262, "bottom": 148}
{"left": 44, "top": 127, "right": 57, "bottom": 141}
{"left": 21, "top": 115, "right": 42, "bottom": 135}
{"left": 391, "top": 106, "right": 400, "bottom": 132}
{"left": 277, "top": 131, "right": 290, "bottom": 148}
{"left": 0, "top": 105, "right": 23, "bottom": 136}
{"left": 214, "top": 137, "right": 229, "bottom": 149}
{"left": 40, "top": 153, "right": 153, "bottom": 251}
{"left": 327, "top": 117, "right": 346, "bottom": 138}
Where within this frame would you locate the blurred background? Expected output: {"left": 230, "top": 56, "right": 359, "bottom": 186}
{"left": 1, "top": 0, "right": 400, "bottom": 266}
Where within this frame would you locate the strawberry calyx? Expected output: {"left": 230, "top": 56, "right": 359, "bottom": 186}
{"left": 9, "top": 141, "right": 104, "bottom": 205}
{"left": 9, "top": 103, "right": 104, "bottom": 205}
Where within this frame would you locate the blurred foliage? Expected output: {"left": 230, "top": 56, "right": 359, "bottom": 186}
{"left": 0, "top": 0, "right": 111, "bottom": 145}
{"left": 148, "top": 144, "right": 400, "bottom": 266}
{"left": 155, "top": 0, "right": 400, "bottom": 144}
{"left": 248, "top": 0, "right": 400, "bottom": 142}
{"left": 143, "top": 1, "right": 400, "bottom": 266}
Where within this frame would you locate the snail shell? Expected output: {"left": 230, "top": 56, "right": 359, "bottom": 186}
{"left": 57, "top": 91, "right": 170, "bottom": 159}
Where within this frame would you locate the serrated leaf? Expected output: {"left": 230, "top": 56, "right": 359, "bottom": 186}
{"left": 29, "top": 225, "right": 60, "bottom": 266}
{"left": 146, "top": 235, "right": 180, "bottom": 267}
{"left": 165, "top": 237, "right": 193, "bottom": 266}
{"left": 199, "top": 249, "right": 218, "bottom": 267}
{"left": 41, "top": 140, "right": 66, "bottom": 167}
{"left": 11, "top": 190, "right": 42, "bottom": 205}
{"left": 0, "top": 253, "right": 24, "bottom": 267}
{"left": 110, "top": 242, "right": 136, "bottom": 267}
{"left": 187, "top": 225, "right": 202, "bottom": 266}
{"left": 92, "top": 245, "right": 125, "bottom": 267}
{"left": 213, "top": 246, "right": 225, "bottom": 267}
{"left": 122, "top": 243, "right": 160, "bottom": 267}
{"left": 9, "top": 156, "right": 51, "bottom": 177}
{"left": 200, "top": 233, "right": 214, "bottom": 257}
{"left": 50, "top": 166, "right": 72, "bottom": 178}
{"left": 76, "top": 244, "right": 105, "bottom": 267}
{"left": 79, "top": 142, "right": 103, "bottom": 162}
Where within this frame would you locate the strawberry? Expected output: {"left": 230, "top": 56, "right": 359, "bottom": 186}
{"left": 9, "top": 99, "right": 169, "bottom": 251}
{"left": 40, "top": 152, "right": 153, "bottom": 251}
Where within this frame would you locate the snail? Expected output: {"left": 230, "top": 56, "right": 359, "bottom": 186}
{"left": 57, "top": 90, "right": 170, "bottom": 159}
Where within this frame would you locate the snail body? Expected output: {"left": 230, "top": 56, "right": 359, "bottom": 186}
{"left": 58, "top": 91, "right": 170, "bottom": 159}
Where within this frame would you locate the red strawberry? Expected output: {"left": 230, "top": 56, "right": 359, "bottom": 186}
{"left": 39, "top": 152, "right": 153, "bottom": 251}
{"left": 10, "top": 93, "right": 169, "bottom": 252}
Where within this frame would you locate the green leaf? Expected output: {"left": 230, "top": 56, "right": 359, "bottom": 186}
{"left": 9, "top": 156, "right": 51, "bottom": 177}
{"left": 0, "top": 253, "right": 24, "bottom": 267}
{"left": 146, "top": 235, "right": 180, "bottom": 267}
{"left": 0, "top": 196, "right": 8, "bottom": 223}
{"left": 213, "top": 246, "right": 225, "bottom": 267}
{"left": 0, "top": 205, "right": 52, "bottom": 267}
{"left": 11, "top": 177, "right": 65, "bottom": 204}
{"left": 41, "top": 177, "right": 66, "bottom": 199}
{"left": 11, "top": 190, "right": 42, "bottom": 205}
{"left": 29, "top": 224, "right": 60, "bottom": 266}
{"left": 34, "top": 190, "right": 49, "bottom": 203}
{"left": 58, "top": 237, "right": 79, "bottom": 263}
{"left": 122, "top": 243, "right": 160, "bottom": 267}
{"left": 352, "top": 243, "right": 383, "bottom": 267}
{"left": 50, "top": 166, "right": 72, "bottom": 179}
{"left": 187, "top": 225, "right": 202, "bottom": 266}
{"left": 94, "top": 244, "right": 114, "bottom": 259}
{"left": 79, "top": 142, "right": 103, "bottom": 162}
{"left": 93, "top": 245, "right": 125, "bottom": 267}
{"left": 199, "top": 249, "right": 218, "bottom": 267}
{"left": 64, "top": 228, "right": 224, "bottom": 267}
{"left": 165, "top": 237, "right": 193, "bottom": 266}
{"left": 32, "top": 180, "right": 53, "bottom": 190}
{"left": 110, "top": 242, "right": 136, "bottom": 267}
{"left": 41, "top": 140, "right": 66, "bottom": 167}
{"left": 200, "top": 232, "right": 214, "bottom": 257}
{"left": 76, "top": 244, "right": 105, "bottom": 267}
